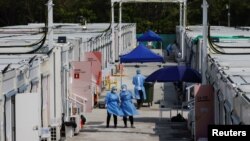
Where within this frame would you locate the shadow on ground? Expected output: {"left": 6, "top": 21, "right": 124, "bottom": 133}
{"left": 154, "top": 121, "right": 193, "bottom": 141}
{"left": 134, "top": 117, "right": 193, "bottom": 141}
{"left": 82, "top": 117, "right": 193, "bottom": 141}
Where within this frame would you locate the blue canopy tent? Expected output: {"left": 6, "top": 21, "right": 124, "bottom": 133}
{"left": 137, "top": 30, "right": 163, "bottom": 56}
{"left": 137, "top": 30, "right": 163, "bottom": 42}
{"left": 120, "top": 43, "right": 164, "bottom": 63}
{"left": 119, "top": 43, "right": 164, "bottom": 90}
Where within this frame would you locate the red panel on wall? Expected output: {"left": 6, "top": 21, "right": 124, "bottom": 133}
{"left": 71, "top": 61, "right": 92, "bottom": 113}
{"left": 195, "top": 84, "right": 214, "bottom": 140}
{"left": 83, "top": 52, "right": 102, "bottom": 86}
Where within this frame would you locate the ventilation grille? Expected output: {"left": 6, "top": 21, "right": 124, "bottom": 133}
{"left": 50, "top": 127, "right": 57, "bottom": 141}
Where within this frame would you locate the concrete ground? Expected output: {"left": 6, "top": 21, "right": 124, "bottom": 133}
{"left": 67, "top": 51, "right": 193, "bottom": 141}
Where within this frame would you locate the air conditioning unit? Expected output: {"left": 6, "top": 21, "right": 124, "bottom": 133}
{"left": 50, "top": 126, "right": 60, "bottom": 141}
{"left": 40, "top": 127, "right": 51, "bottom": 141}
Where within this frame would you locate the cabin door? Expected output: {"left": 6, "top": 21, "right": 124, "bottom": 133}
{"left": 15, "top": 93, "right": 40, "bottom": 141}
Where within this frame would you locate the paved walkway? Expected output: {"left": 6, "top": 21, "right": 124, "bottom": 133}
{"left": 68, "top": 109, "right": 191, "bottom": 141}
{"left": 67, "top": 54, "right": 193, "bottom": 141}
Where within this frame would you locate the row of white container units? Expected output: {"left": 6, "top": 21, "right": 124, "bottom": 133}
{"left": 176, "top": 26, "right": 250, "bottom": 71}
{"left": 0, "top": 22, "right": 136, "bottom": 96}
{"left": 176, "top": 25, "right": 250, "bottom": 139}
{"left": 0, "top": 42, "right": 90, "bottom": 141}
{"left": 207, "top": 54, "right": 250, "bottom": 125}
{"left": 182, "top": 26, "right": 250, "bottom": 125}
{"left": 0, "top": 49, "right": 70, "bottom": 141}
{"left": 0, "top": 23, "right": 137, "bottom": 73}
{"left": 0, "top": 23, "right": 136, "bottom": 141}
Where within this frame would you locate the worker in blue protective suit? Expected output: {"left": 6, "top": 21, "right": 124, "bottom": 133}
{"left": 105, "top": 86, "right": 123, "bottom": 128}
{"left": 132, "top": 69, "right": 146, "bottom": 109}
{"left": 120, "top": 84, "right": 138, "bottom": 128}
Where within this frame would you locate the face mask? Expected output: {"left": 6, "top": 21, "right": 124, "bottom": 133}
{"left": 122, "top": 88, "right": 126, "bottom": 91}
{"left": 112, "top": 90, "right": 117, "bottom": 93}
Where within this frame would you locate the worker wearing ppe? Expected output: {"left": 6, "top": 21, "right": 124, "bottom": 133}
{"left": 132, "top": 69, "right": 146, "bottom": 109}
{"left": 120, "top": 84, "right": 138, "bottom": 128}
{"left": 105, "top": 86, "right": 123, "bottom": 128}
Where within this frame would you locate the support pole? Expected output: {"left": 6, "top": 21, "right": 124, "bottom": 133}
{"left": 119, "top": 2, "right": 122, "bottom": 55}
{"left": 111, "top": 1, "right": 115, "bottom": 63}
{"left": 226, "top": 1, "right": 230, "bottom": 27}
{"left": 202, "top": 0, "right": 208, "bottom": 84}
{"left": 118, "top": 2, "right": 123, "bottom": 88}
{"left": 120, "top": 63, "right": 123, "bottom": 87}
{"left": 0, "top": 88, "right": 3, "bottom": 141}
{"left": 179, "top": 2, "right": 183, "bottom": 61}
{"left": 47, "top": 0, "right": 54, "bottom": 50}
{"left": 179, "top": 2, "right": 183, "bottom": 30}
{"left": 181, "top": 0, "right": 186, "bottom": 60}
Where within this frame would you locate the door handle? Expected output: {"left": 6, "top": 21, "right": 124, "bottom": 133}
{"left": 33, "top": 125, "right": 39, "bottom": 130}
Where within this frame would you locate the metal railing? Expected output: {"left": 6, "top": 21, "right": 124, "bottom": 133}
{"left": 68, "top": 93, "right": 87, "bottom": 114}
{"left": 159, "top": 99, "right": 194, "bottom": 121}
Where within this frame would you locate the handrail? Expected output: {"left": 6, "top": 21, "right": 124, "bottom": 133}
{"left": 71, "top": 92, "right": 88, "bottom": 102}
{"left": 182, "top": 99, "right": 194, "bottom": 107}
{"left": 67, "top": 97, "right": 86, "bottom": 106}
{"left": 159, "top": 99, "right": 195, "bottom": 121}
{"left": 68, "top": 93, "right": 88, "bottom": 113}
{"left": 186, "top": 84, "right": 195, "bottom": 102}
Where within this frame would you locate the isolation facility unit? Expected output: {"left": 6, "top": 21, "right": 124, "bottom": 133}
{"left": 0, "top": 55, "right": 50, "bottom": 141}
{"left": 0, "top": 22, "right": 137, "bottom": 141}
{"left": 177, "top": 25, "right": 250, "bottom": 138}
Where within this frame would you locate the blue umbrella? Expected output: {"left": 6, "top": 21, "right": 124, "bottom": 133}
{"left": 145, "top": 65, "right": 201, "bottom": 83}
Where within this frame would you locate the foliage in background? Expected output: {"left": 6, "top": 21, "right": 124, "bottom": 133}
{"left": 0, "top": 0, "right": 249, "bottom": 33}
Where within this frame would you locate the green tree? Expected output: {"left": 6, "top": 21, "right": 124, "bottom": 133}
{"left": 0, "top": 0, "right": 249, "bottom": 33}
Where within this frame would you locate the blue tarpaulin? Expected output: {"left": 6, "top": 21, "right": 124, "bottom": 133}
{"left": 137, "top": 30, "right": 163, "bottom": 42}
{"left": 120, "top": 43, "right": 164, "bottom": 63}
